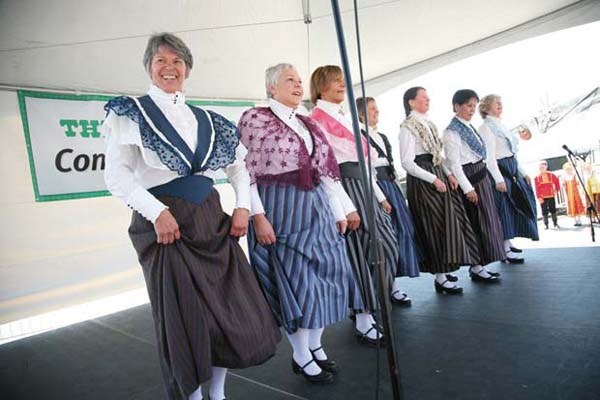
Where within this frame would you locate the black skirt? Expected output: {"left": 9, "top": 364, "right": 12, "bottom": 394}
{"left": 128, "top": 189, "right": 281, "bottom": 399}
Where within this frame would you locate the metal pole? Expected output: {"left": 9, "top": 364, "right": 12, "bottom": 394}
{"left": 329, "top": 1, "right": 405, "bottom": 398}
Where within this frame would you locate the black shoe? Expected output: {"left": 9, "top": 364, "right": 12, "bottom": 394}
{"left": 309, "top": 347, "right": 339, "bottom": 375}
{"left": 509, "top": 246, "right": 523, "bottom": 253}
{"left": 505, "top": 256, "right": 525, "bottom": 264}
{"left": 486, "top": 270, "right": 501, "bottom": 277}
{"left": 434, "top": 280, "right": 463, "bottom": 295}
{"left": 291, "top": 358, "right": 334, "bottom": 384}
{"left": 390, "top": 290, "right": 412, "bottom": 307}
{"left": 469, "top": 269, "right": 500, "bottom": 283}
{"left": 445, "top": 273, "right": 458, "bottom": 282}
{"left": 355, "top": 326, "right": 386, "bottom": 348}
{"left": 544, "top": 225, "right": 549, "bottom": 230}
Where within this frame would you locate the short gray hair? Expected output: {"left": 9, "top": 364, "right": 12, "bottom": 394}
{"left": 479, "top": 94, "right": 501, "bottom": 119}
{"left": 265, "top": 63, "right": 296, "bottom": 98}
{"left": 143, "top": 33, "right": 194, "bottom": 74}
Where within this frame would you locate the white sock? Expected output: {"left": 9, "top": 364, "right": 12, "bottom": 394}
{"left": 436, "top": 273, "right": 458, "bottom": 287}
{"left": 355, "top": 313, "right": 382, "bottom": 340}
{"left": 308, "top": 328, "right": 327, "bottom": 361}
{"left": 470, "top": 264, "right": 491, "bottom": 278}
{"left": 287, "top": 329, "right": 321, "bottom": 375}
{"left": 209, "top": 367, "right": 227, "bottom": 400}
{"left": 504, "top": 240, "right": 512, "bottom": 253}
{"left": 506, "top": 250, "right": 522, "bottom": 259}
{"left": 189, "top": 385, "right": 203, "bottom": 400}
{"left": 391, "top": 277, "right": 409, "bottom": 300}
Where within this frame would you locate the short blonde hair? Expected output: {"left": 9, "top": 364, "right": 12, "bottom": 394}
{"left": 310, "top": 65, "right": 342, "bottom": 105}
{"left": 479, "top": 94, "right": 501, "bottom": 119}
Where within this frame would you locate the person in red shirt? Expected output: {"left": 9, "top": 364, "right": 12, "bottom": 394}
{"left": 534, "top": 160, "right": 561, "bottom": 229}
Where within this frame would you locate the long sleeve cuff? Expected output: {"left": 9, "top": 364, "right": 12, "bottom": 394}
{"left": 249, "top": 184, "right": 265, "bottom": 216}
{"left": 126, "top": 186, "right": 168, "bottom": 223}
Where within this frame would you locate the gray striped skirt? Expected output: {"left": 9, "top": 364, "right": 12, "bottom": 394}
{"left": 461, "top": 161, "right": 506, "bottom": 265}
{"left": 128, "top": 190, "right": 281, "bottom": 399}
{"left": 248, "top": 183, "right": 363, "bottom": 333}
{"left": 406, "top": 155, "right": 480, "bottom": 273}
{"left": 339, "top": 163, "right": 400, "bottom": 312}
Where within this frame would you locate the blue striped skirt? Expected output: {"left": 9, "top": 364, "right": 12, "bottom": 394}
{"left": 248, "top": 184, "right": 363, "bottom": 334}
{"left": 377, "top": 179, "right": 420, "bottom": 277}
{"left": 494, "top": 157, "right": 539, "bottom": 241}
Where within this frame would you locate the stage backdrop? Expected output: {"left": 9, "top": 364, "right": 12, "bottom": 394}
{"left": 18, "top": 90, "right": 253, "bottom": 202}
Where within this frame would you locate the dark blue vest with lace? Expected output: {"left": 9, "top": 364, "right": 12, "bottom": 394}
{"left": 447, "top": 117, "right": 487, "bottom": 160}
{"left": 104, "top": 95, "right": 240, "bottom": 204}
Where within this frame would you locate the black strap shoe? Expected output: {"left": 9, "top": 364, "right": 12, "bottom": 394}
{"left": 390, "top": 290, "right": 412, "bottom": 307}
{"left": 355, "top": 325, "right": 386, "bottom": 347}
{"left": 434, "top": 280, "right": 463, "bottom": 294}
{"left": 309, "top": 347, "right": 339, "bottom": 374}
{"left": 445, "top": 273, "right": 459, "bottom": 282}
{"left": 505, "top": 256, "right": 525, "bottom": 264}
{"left": 509, "top": 246, "right": 522, "bottom": 253}
{"left": 469, "top": 269, "right": 500, "bottom": 283}
{"left": 291, "top": 358, "right": 334, "bottom": 384}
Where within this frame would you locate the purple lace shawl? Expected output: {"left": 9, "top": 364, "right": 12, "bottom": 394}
{"left": 238, "top": 107, "right": 341, "bottom": 190}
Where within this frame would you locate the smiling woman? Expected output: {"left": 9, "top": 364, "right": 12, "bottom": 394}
{"left": 101, "top": 32, "right": 281, "bottom": 400}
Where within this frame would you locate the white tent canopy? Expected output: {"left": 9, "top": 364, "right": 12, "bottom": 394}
{"left": 1, "top": 0, "right": 599, "bottom": 100}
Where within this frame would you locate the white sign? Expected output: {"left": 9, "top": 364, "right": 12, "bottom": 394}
{"left": 19, "top": 91, "right": 253, "bottom": 201}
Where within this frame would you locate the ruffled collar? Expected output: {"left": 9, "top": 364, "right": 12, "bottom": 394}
{"left": 410, "top": 110, "right": 430, "bottom": 123}
{"left": 268, "top": 98, "right": 297, "bottom": 121}
{"left": 148, "top": 84, "right": 186, "bottom": 105}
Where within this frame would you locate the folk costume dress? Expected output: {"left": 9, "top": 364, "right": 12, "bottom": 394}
{"left": 238, "top": 99, "right": 363, "bottom": 334}
{"left": 361, "top": 124, "right": 421, "bottom": 278}
{"left": 399, "top": 111, "right": 480, "bottom": 273}
{"left": 585, "top": 171, "right": 600, "bottom": 220}
{"left": 311, "top": 100, "right": 400, "bottom": 312}
{"left": 479, "top": 116, "right": 539, "bottom": 241}
{"left": 564, "top": 173, "right": 585, "bottom": 217}
{"left": 443, "top": 117, "right": 506, "bottom": 265}
{"left": 103, "top": 85, "right": 281, "bottom": 399}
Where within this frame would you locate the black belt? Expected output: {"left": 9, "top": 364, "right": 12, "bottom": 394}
{"left": 463, "top": 160, "right": 487, "bottom": 185}
{"left": 339, "top": 162, "right": 362, "bottom": 179}
{"left": 375, "top": 165, "right": 396, "bottom": 181}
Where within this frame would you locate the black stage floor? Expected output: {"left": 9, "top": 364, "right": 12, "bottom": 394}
{"left": 1, "top": 247, "right": 600, "bottom": 400}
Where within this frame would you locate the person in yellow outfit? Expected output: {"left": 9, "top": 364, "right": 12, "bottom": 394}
{"left": 584, "top": 162, "right": 600, "bottom": 224}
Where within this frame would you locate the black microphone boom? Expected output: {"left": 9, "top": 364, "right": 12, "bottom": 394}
{"left": 329, "top": 1, "right": 405, "bottom": 399}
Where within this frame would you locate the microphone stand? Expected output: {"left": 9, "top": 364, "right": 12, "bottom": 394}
{"left": 330, "top": 1, "right": 404, "bottom": 399}
{"left": 564, "top": 150, "right": 598, "bottom": 242}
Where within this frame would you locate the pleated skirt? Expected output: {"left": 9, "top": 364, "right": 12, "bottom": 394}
{"left": 461, "top": 161, "right": 506, "bottom": 265}
{"left": 247, "top": 184, "right": 363, "bottom": 334}
{"left": 377, "top": 179, "right": 421, "bottom": 277}
{"left": 341, "top": 176, "right": 400, "bottom": 312}
{"left": 494, "top": 157, "right": 539, "bottom": 240}
{"left": 128, "top": 190, "right": 281, "bottom": 399}
{"left": 406, "top": 155, "right": 480, "bottom": 273}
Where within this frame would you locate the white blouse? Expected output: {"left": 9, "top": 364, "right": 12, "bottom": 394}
{"left": 479, "top": 116, "right": 528, "bottom": 183}
{"left": 249, "top": 98, "right": 356, "bottom": 222}
{"left": 398, "top": 111, "right": 451, "bottom": 184}
{"left": 103, "top": 85, "right": 251, "bottom": 223}
{"left": 360, "top": 124, "right": 389, "bottom": 168}
{"left": 442, "top": 116, "right": 485, "bottom": 193}
{"left": 314, "top": 100, "right": 387, "bottom": 203}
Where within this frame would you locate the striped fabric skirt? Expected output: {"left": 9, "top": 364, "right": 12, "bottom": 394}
{"left": 461, "top": 161, "right": 506, "bottom": 265}
{"left": 494, "top": 157, "right": 539, "bottom": 240}
{"left": 247, "top": 184, "right": 363, "bottom": 334}
{"left": 128, "top": 189, "right": 281, "bottom": 399}
{"left": 377, "top": 179, "right": 420, "bottom": 277}
{"left": 340, "top": 173, "right": 400, "bottom": 312}
{"left": 406, "top": 155, "right": 480, "bottom": 273}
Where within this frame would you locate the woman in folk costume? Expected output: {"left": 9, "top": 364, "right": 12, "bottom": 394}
{"left": 355, "top": 96, "right": 420, "bottom": 304}
{"left": 102, "top": 33, "right": 280, "bottom": 400}
{"left": 309, "top": 65, "right": 399, "bottom": 346}
{"left": 584, "top": 162, "right": 600, "bottom": 223}
{"left": 237, "top": 63, "right": 363, "bottom": 384}
{"left": 399, "top": 87, "right": 480, "bottom": 294}
{"left": 562, "top": 162, "right": 586, "bottom": 226}
{"left": 442, "top": 90, "right": 504, "bottom": 283}
{"left": 478, "top": 94, "right": 538, "bottom": 262}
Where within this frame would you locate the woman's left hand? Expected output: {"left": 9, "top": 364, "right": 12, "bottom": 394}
{"left": 380, "top": 199, "right": 392, "bottom": 214}
{"left": 447, "top": 175, "right": 459, "bottom": 191}
{"left": 229, "top": 208, "right": 249, "bottom": 237}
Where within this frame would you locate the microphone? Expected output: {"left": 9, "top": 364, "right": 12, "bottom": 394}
{"left": 562, "top": 144, "right": 575, "bottom": 156}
